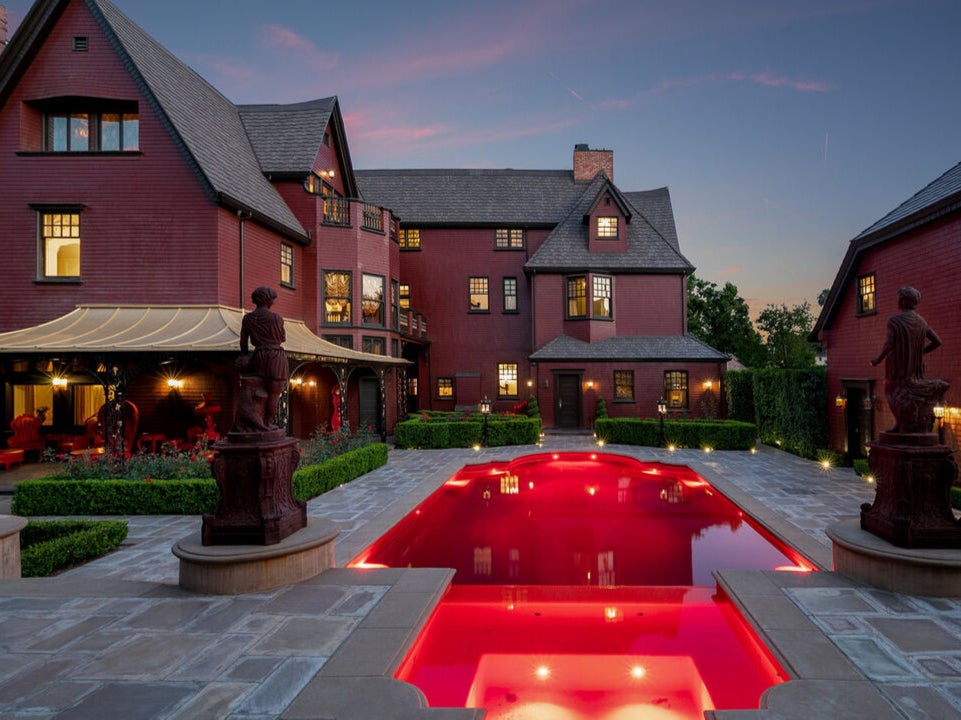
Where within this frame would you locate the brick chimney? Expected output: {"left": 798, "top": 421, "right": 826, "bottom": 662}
{"left": 573, "top": 144, "right": 613, "bottom": 182}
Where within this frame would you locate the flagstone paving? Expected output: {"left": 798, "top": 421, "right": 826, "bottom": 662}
{"left": 0, "top": 436, "right": 959, "bottom": 718}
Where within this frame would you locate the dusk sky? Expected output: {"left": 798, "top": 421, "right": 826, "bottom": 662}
{"left": 6, "top": 0, "right": 961, "bottom": 317}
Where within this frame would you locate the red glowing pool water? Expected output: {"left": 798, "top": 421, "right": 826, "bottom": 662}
{"left": 349, "top": 452, "right": 809, "bottom": 719}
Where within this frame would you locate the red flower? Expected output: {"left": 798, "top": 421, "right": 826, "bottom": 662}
{"left": 145, "top": 477, "right": 152, "bottom": 483}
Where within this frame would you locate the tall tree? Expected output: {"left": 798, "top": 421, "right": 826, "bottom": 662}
{"left": 687, "top": 274, "right": 765, "bottom": 367}
{"left": 756, "top": 301, "right": 817, "bottom": 368}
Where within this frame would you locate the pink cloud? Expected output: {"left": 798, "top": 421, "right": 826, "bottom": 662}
{"left": 718, "top": 267, "right": 743, "bottom": 277}
{"left": 655, "top": 71, "right": 834, "bottom": 94}
{"left": 260, "top": 24, "right": 340, "bottom": 71}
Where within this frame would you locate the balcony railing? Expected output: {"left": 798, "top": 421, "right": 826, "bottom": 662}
{"left": 399, "top": 309, "right": 428, "bottom": 339}
{"left": 362, "top": 203, "right": 384, "bottom": 232}
{"left": 322, "top": 197, "right": 351, "bottom": 226}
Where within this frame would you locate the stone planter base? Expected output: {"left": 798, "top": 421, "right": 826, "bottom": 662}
{"left": 828, "top": 518, "right": 961, "bottom": 597}
{"left": 0, "top": 516, "right": 27, "bottom": 579}
{"left": 173, "top": 518, "right": 339, "bottom": 594}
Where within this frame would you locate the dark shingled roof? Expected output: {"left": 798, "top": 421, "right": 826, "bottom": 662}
{"left": 526, "top": 178, "right": 692, "bottom": 272}
{"left": 239, "top": 98, "right": 336, "bottom": 175}
{"left": 355, "top": 169, "right": 584, "bottom": 224}
{"left": 530, "top": 334, "right": 729, "bottom": 362}
{"left": 812, "top": 160, "right": 961, "bottom": 338}
{"left": 0, "top": 0, "right": 309, "bottom": 241}
{"left": 87, "top": 0, "right": 308, "bottom": 241}
{"left": 356, "top": 168, "right": 692, "bottom": 273}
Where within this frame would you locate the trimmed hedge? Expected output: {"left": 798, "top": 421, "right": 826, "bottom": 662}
{"left": 12, "top": 444, "right": 389, "bottom": 516}
{"left": 725, "top": 370, "right": 756, "bottom": 423}
{"left": 594, "top": 418, "right": 757, "bottom": 450}
{"left": 292, "top": 443, "right": 388, "bottom": 499}
{"left": 394, "top": 416, "right": 541, "bottom": 449}
{"left": 752, "top": 368, "right": 827, "bottom": 459}
{"left": 20, "top": 520, "right": 128, "bottom": 577}
{"left": 12, "top": 478, "right": 218, "bottom": 516}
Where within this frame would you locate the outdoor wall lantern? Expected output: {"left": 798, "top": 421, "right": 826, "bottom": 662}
{"left": 167, "top": 378, "right": 184, "bottom": 389}
{"left": 703, "top": 379, "right": 713, "bottom": 390}
{"left": 934, "top": 404, "right": 946, "bottom": 443}
{"left": 835, "top": 392, "right": 847, "bottom": 408}
{"left": 52, "top": 376, "right": 68, "bottom": 389}
{"left": 585, "top": 380, "right": 595, "bottom": 390}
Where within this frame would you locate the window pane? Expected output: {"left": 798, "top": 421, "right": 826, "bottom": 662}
{"left": 503, "top": 277, "right": 517, "bottom": 312}
{"left": 664, "top": 371, "right": 688, "bottom": 409}
{"left": 122, "top": 114, "right": 139, "bottom": 151}
{"left": 567, "top": 277, "right": 587, "bottom": 318}
{"left": 363, "top": 273, "right": 385, "bottom": 325}
{"left": 49, "top": 115, "right": 68, "bottom": 151}
{"left": 101, "top": 113, "right": 120, "bottom": 151}
{"left": 324, "top": 271, "right": 351, "bottom": 324}
{"left": 41, "top": 212, "right": 81, "bottom": 277}
{"left": 614, "top": 370, "right": 634, "bottom": 401}
{"left": 593, "top": 276, "right": 611, "bottom": 318}
{"left": 498, "top": 363, "right": 518, "bottom": 398}
{"left": 70, "top": 114, "right": 89, "bottom": 151}
{"left": 437, "top": 378, "right": 454, "bottom": 398}
{"left": 400, "top": 229, "right": 421, "bottom": 249}
{"left": 280, "top": 244, "right": 294, "bottom": 285}
{"left": 399, "top": 284, "right": 410, "bottom": 309}
{"left": 597, "top": 217, "right": 618, "bottom": 238}
{"left": 469, "top": 277, "right": 489, "bottom": 311}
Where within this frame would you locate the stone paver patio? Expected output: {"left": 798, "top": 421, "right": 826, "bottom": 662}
{"left": 1, "top": 435, "right": 960, "bottom": 719}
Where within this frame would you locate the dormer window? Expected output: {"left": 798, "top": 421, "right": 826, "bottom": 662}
{"left": 37, "top": 100, "right": 139, "bottom": 152}
{"left": 597, "top": 216, "right": 618, "bottom": 239}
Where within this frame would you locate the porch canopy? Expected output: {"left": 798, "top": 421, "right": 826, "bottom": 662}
{"left": 0, "top": 304, "right": 407, "bottom": 367}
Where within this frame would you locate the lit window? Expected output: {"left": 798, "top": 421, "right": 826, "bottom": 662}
{"left": 597, "top": 216, "right": 618, "bottom": 238}
{"left": 498, "top": 363, "right": 518, "bottom": 399}
{"left": 857, "top": 273, "right": 876, "bottom": 315}
{"left": 437, "top": 377, "right": 454, "bottom": 399}
{"left": 44, "top": 109, "right": 138, "bottom": 152}
{"left": 323, "top": 270, "right": 351, "bottom": 325}
{"left": 495, "top": 228, "right": 525, "bottom": 249}
{"left": 567, "top": 276, "right": 587, "bottom": 318}
{"left": 664, "top": 370, "right": 689, "bottom": 409}
{"left": 280, "top": 244, "right": 294, "bottom": 287}
{"left": 399, "top": 284, "right": 411, "bottom": 309}
{"left": 614, "top": 370, "right": 634, "bottom": 401}
{"left": 362, "top": 274, "right": 385, "bottom": 326}
{"left": 593, "top": 276, "right": 611, "bottom": 318}
{"left": 399, "top": 229, "right": 421, "bottom": 249}
{"left": 503, "top": 277, "right": 518, "bottom": 313}
{"left": 391, "top": 279, "right": 399, "bottom": 329}
{"left": 469, "top": 277, "right": 489, "bottom": 312}
{"left": 40, "top": 211, "right": 81, "bottom": 278}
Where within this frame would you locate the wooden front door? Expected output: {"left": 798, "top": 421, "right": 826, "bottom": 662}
{"left": 358, "top": 376, "right": 381, "bottom": 433}
{"left": 554, "top": 373, "right": 582, "bottom": 429}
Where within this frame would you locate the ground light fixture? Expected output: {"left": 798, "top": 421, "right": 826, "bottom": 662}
{"left": 657, "top": 397, "right": 667, "bottom": 447}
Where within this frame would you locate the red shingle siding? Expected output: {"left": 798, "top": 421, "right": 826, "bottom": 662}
{"left": 821, "top": 212, "right": 961, "bottom": 454}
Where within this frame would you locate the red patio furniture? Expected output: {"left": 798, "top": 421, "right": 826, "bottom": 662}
{"left": 0, "top": 448, "right": 24, "bottom": 471}
{"left": 7, "top": 414, "right": 44, "bottom": 457}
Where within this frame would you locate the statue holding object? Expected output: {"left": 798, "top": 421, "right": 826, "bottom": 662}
{"left": 233, "top": 286, "right": 288, "bottom": 437}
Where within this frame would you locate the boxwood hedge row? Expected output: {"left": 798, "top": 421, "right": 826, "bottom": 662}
{"left": 20, "top": 520, "right": 128, "bottom": 577}
{"left": 394, "top": 416, "right": 541, "bottom": 449}
{"left": 594, "top": 418, "right": 757, "bottom": 450}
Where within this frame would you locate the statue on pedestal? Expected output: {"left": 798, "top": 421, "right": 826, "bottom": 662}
{"left": 233, "top": 286, "right": 288, "bottom": 435}
{"left": 870, "top": 286, "right": 948, "bottom": 433}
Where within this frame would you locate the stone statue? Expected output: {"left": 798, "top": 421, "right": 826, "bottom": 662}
{"left": 233, "top": 286, "right": 288, "bottom": 434}
{"left": 870, "top": 286, "right": 948, "bottom": 434}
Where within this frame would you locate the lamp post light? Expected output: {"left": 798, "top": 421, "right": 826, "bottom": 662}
{"left": 657, "top": 397, "right": 667, "bottom": 447}
{"left": 933, "top": 403, "right": 945, "bottom": 444}
{"left": 479, "top": 396, "right": 492, "bottom": 447}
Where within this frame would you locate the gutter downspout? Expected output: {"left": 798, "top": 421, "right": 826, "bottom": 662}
{"left": 238, "top": 210, "right": 252, "bottom": 307}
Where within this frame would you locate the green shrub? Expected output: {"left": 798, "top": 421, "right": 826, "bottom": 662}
{"left": 45, "top": 445, "right": 213, "bottom": 480}
{"left": 594, "top": 418, "right": 757, "bottom": 450}
{"left": 952, "top": 486, "right": 961, "bottom": 511}
{"left": 595, "top": 397, "right": 608, "bottom": 419}
{"left": 751, "top": 367, "right": 827, "bottom": 459}
{"left": 527, "top": 394, "right": 540, "bottom": 418}
{"left": 853, "top": 458, "right": 870, "bottom": 477}
{"left": 292, "top": 443, "right": 388, "bottom": 500}
{"left": 20, "top": 520, "right": 128, "bottom": 577}
{"left": 298, "top": 424, "right": 377, "bottom": 466}
{"left": 394, "top": 415, "right": 541, "bottom": 449}
{"left": 725, "top": 370, "right": 756, "bottom": 423}
{"left": 12, "top": 478, "right": 219, "bottom": 516}
{"left": 13, "top": 445, "right": 388, "bottom": 516}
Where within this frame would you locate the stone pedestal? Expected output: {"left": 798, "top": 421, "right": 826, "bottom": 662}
{"left": 0, "top": 516, "right": 27, "bottom": 579}
{"left": 860, "top": 432, "right": 961, "bottom": 549}
{"left": 202, "top": 430, "right": 307, "bottom": 546}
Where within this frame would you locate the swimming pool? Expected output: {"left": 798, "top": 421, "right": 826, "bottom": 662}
{"left": 349, "top": 452, "right": 812, "bottom": 719}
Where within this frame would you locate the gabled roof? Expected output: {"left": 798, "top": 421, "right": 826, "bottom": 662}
{"left": 0, "top": 305, "right": 407, "bottom": 366}
{"left": 529, "top": 334, "right": 728, "bottom": 362}
{"left": 239, "top": 97, "right": 360, "bottom": 198}
{"left": 582, "top": 179, "right": 633, "bottom": 224}
{"left": 0, "top": 0, "right": 309, "bottom": 242}
{"left": 812, "top": 160, "right": 961, "bottom": 337}
{"left": 526, "top": 179, "right": 693, "bottom": 273}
